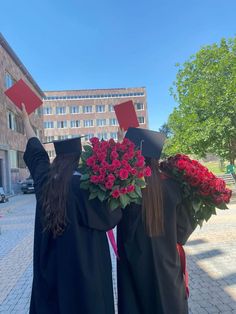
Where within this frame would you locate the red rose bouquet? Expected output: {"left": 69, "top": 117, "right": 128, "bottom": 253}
{"left": 79, "top": 137, "right": 152, "bottom": 210}
{"left": 160, "top": 154, "right": 232, "bottom": 227}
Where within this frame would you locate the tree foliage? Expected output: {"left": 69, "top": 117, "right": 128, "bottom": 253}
{"left": 165, "top": 38, "right": 236, "bottom": 164}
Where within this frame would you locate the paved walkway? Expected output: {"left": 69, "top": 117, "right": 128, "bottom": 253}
{"left": 0, "top": 195, "right": 236, "bottom": 313}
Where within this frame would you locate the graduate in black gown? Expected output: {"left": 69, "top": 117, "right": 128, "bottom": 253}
{"left": 21, "top": 104, "right": 122, "bottom": 314}
{"left": 117, "top": 128, "right": 196, "bottom": 314}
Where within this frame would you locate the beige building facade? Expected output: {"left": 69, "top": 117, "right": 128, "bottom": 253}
{"left": 0, "top": 33, "right": 44, "bottom": 193}
{"left": 43, "top": 87, "right": 148, "bottom": 159}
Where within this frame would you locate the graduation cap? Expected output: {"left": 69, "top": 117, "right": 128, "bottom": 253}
{"left": 125, "top": 127, "right": 165, "bottom": 159}
{"left": 44, "top": 137, "right": 82, "bottom": 156}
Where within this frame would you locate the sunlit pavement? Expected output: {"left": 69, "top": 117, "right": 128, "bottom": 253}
{"left": 0, "top": 194, "right": 236, "bottom": 313}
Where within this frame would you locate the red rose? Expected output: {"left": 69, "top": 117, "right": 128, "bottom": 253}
{"left": 107, "top": 174, "right": 116, "bottom": 182}
{"left": 127, "top": 185, "right": 135, "bottom": 193}
{"left": 123, "top": 153, "right": 130, "bottom": 160}
{"left": 98, "top": 174, "right": 106, "bottom": 183}
{"left": 130, "top": 168, "right": 137, "bottom": 176}
{"left": 105, "top": 181, "right": 114, "bottom": 189}
{"left": 90, "top": 137, "right": 100, "bottom": 146}
{"left": 92, "top": 165, "right": 100, "bottom": 172}
{"left": 120, "top": 187, "right": 127, "bottom": 194}
{"left": 86, "top": 157, "right": 96, "bottom": 167}
{"left": 101, "top": 161, "right": 109, "bottom": 168}
{"left": 176, "top": 159, "right": 188, "bottom": 171}
{"left": 108, "top": 165, "right": 116, "bottom": 172}
{"left": 90, "top": 175, "right": 100, "bottom": 184}
{"left": 111, "top": 151, "right": 119, "bottom": 160}
{"left": 97, "top": 153, "right": 106, "bottom": 162}
{"left": 121, "top": 160, "right": 128, "bottom": 167}
{"left": 144, "top": 166, "right": 152, "bottom": 177}
{"left": 137, "top": 171, "right": 144, "bottom": 178}
{"left": 112, "top": 159, "right": 121, "bottom": 168}
{"left": 109, "top": 138, "right": 116, "bottom": 146}
{"left": 122, "top": 138, "right": 131, "bottom": 146}
{"left": 112, "top": 189, "right": 120, "bottom": 198}
{"left": 99, "top": 168, "right": 106, "bottom": 175}
{"left": 119, "top": 169, "right": 129, "bottom": 180}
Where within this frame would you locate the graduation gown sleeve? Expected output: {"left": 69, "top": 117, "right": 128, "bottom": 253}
{"left": 23, "top": 137, "right": 50, "bottom": 193}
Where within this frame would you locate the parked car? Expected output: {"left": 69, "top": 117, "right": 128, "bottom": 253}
{"left": 0, "top": 187, "right": 8, "bottom": 203}
{"left": 21, "top": 176, "right": 35, "bottom": 194}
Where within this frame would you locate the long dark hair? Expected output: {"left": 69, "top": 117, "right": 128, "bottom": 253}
{"left": 42, "top": 153, "right": 80, "bottom": 238}
{"left": 141, "top": 157, "right": 164, "bottom": 237}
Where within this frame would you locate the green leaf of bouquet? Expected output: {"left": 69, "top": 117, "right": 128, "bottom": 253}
{"left": 89, "top": 192, "right": 98, "bottom": 200}
{"left": 98, "top": 190, "right": 106, "bottom": 202}
{"left": 135, "top": 186, "right": 142, "bottom": 198}
{"left": 80, "top": 173, "right": 90, "bottom": 181}
{"left": 192, "top": 198, "right": 202, "bottom": 213}
{"left": 120, "top": 194, "right": 130, "bottom": 208}
{"left": 83, "top": 145, "right": 93, "bottom": 153}
{"left": 216, "top": 202, "right": 228, "bottom": 210}
{"left": 80, "top": 181, "right": 90, "bottom": 190}
{"left": 135, "top": 178, "right": 146, "bottom": 187}
{"left": 128, "top": 191, "right": 138, "bottom": 199}
{"left": 109, "top": 199, "right": 120, "bottom": 211}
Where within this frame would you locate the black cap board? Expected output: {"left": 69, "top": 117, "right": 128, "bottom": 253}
{"left": 44, "top": 137, "right": 82, "bottom": 156}
{"left": 125, "top": 127, "right": 165, "bottom": 158}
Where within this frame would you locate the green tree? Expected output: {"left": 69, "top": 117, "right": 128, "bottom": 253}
{"left": 166, "top": 38, "right": 236, "bottom": 164}
{"left": 159, "top": 123, "right": 172, "bottom": 138}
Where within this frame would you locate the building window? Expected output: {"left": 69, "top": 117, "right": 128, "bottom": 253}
{"left": 97, "top": 133, "right": 107, "bottom": 140}
{"left": 57, "top": 121, "right": 67, "bottom": 128}
{"left": 17, "top": 151, "right": 26, "bottom": 168}
{"left": 96, "top": 105, "right": 105, "bottom": 113}
{"left": 84, "top": 133, "right": 94, "bottom": 141}
{"left": 70, "top": 120, "right": 80, "bottom": 128}
{"left": 9, "top": 150, "right": 17, "bottom": 168}
{"left": 45, "top": 136, "right": 55, "bottom": 142}
{"left": 83, "top": 106, "right": 93, "bottom": 113}
{"left": 108, "top": 104, "right": 114, "bottom": 112}
{"left": 5, "top": 72, "right": 15, "bottom": 89}
{"left": 58, "top": 135, "right": 68, "bottom": 140}
{"left": 84, "top": 120, "right": 94, "bottom": 127}
{"left": 109, "top": 118, "right": 118, "bottom": 126}
{"left": 56, "top": 107, "right": 66, "bottom": 115}
{"left": 70, "top": 106, "right": 79, "bottom": 114}
{"left": 7, "top": 111, "right": 16, "bottom": 130}
{"left": 15, "top": 116, "right": 24, "bottom": 134}
{"left": 96, "top": 119, "right": 106, "bottom": 126}
{"left": 138, "top": 116, "right": 145, "bottom": 124}
{"left": 110, "top": 132, "right": 118, "bottom": 140}
{"left": 43, "top": 107, "right": 53, "bottom": 115}
{"left": 44, "top": 121, "right": 54, "bottom": 129}
{"left": 135, "top": 103, "right": 144, "bottom": 110}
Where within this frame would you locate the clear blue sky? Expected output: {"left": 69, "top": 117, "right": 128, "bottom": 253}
{"left": 1, "top": 0, "right": 236, "bottom": 130}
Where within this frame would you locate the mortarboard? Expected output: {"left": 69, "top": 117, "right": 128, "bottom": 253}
{"left": 114, "top": 100, "right": 139, "bottom": 131}
{"left": 125, "top": 127, "right": 165, "bottom": 159}
{"left": 44, "top": 137, "right": 82, "bottom": 156}
{"left": 4, "top": 79, "right": 42, "bottom": 114}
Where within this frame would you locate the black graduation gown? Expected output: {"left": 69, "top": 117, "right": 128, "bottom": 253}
{"left": 117, "top": 178, "right": 196, "bottom": 314}
{"left": 23, "top": 137, "right": 122, "bottom": 314}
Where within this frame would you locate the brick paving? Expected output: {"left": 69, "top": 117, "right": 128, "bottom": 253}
{"left": 0, "top": 195, "right": 236, "bottom": 313}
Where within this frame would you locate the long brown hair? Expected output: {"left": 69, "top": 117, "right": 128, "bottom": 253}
{"left": 42, "top": 153, "right": 80, "bottom": 238}
{"left": 142, "top": 157, "right": 164, "bottom": 237}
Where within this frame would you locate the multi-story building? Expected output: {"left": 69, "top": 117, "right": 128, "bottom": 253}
{"left": 43, "top": 88, "right": 148, "bottom": 159}
{"left": 0, "top": 33, "right": 44, "bottom": 193}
